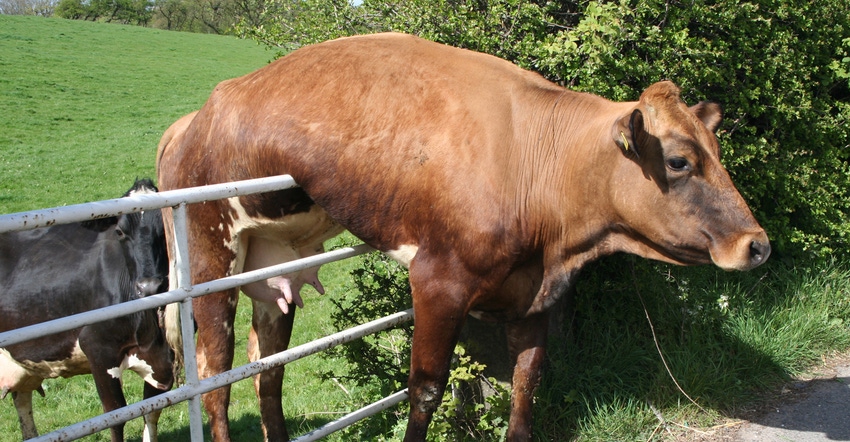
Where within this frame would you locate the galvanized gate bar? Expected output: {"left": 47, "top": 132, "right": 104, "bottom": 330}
{"left": 0, "top": 175, "right": 298, "bottom": 233}
{"left": 292, "top": 389, "right": 411, "bottom": 442}
{"left": 29, "top": 309, "right": 415, "bottom": 442}
{"left": 2, "top": 175, "right": 412, "bottom": 441}
{"left": 171, "top": 201, "right": 205, "bottom": 440}
{"left": 0, "top": 244, "right": 374, "bottom": 348}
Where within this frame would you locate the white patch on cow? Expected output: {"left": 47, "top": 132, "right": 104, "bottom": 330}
{"left": 386, "top": 245, "right": 419, "bottom": 268}
{"left": 107, "top": 353, "right": 169, "bottom": 390}
{"left": 221, "top": 197, "right": 259, "bottom": 276}
{"left": 0, "top": 342, "right": 89, "bottom": 393}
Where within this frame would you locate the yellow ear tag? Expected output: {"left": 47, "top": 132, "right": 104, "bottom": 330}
{"left": 620, "top": 131, "right": 630, "bottom": 151}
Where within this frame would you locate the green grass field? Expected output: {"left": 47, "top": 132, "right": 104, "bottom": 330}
{"left": 0, "top": 15, "right": 273, "bottom": 212}
{"left": 0, "top": 15, "right": 368, "bottom": 441}
{"left": 2, "top": 14, "right": 850, "bottom": 442}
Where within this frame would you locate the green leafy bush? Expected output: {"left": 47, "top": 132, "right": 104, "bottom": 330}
{"left": 534, "top": 1, "right": 850, "bottom": 260}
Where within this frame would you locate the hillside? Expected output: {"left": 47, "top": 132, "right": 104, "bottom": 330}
{"left": 0, "top": 15, "right": 272, "bottom": 212}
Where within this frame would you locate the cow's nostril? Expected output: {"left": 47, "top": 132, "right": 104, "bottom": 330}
{"left": 749, "top": 240, "right": 771, "bottom": 267}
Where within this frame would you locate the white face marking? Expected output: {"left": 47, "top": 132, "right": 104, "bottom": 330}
{"left": 126, "top": 188, "right": 153, "bottom": 197}
{"left": 386, "top": 245, "right": 419, "bottom": 268}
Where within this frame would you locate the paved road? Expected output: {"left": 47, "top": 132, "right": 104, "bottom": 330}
{"left": 726, "top": 359, "right": 850, "bottom": 442}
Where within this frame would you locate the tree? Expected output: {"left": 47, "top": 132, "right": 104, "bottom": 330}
{"left": 55, "top": 0, "right": 153, "bottom": 24}
{"left": 0, "top": 0, "right": 58, "bottom": 15}
{"left": 149, "top": 0, "right": 257, "bottom": 34}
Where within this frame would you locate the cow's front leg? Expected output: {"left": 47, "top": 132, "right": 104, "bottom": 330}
{"left": 193, "top": 290, "right": 239, "bottom": 442}
{"left": 403, "top": 258, "right": 472, "bottom": 441}
{"left": 142, "top": 407, "right": 162, "bottom": 442}
{"left": 12, "top": 390, "right": 38, "bottom": 440}
{"left": 505, "top": 312, "right": 549, "bottom": 441}
{"left": 79, "top": 329, "right": 128, "bottom": 442}
{"left": 141, "top": 378, "right": 172, "bottom": 442}
{"left": 248, "top": 299, "right": 296, "bottom": 441}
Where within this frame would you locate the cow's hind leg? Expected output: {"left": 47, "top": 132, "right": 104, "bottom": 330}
{"left": 248, "top": 300, "right": 295, "bottom": 441}
{"left": 505, "top": 312, "right": 549, "bottom": 441}
{"left": 194, "top": 290, "right": 239, "bottom": 441}
{"left": 12, "top": 391, "right": 38, "bottom": 440}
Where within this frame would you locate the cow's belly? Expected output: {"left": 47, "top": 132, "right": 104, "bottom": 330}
{"left": 0, "top": 343, "right": 89, "bottom": 393}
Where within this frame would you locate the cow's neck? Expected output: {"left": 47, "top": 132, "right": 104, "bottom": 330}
{"left": 512, "top": 89, "right": 633, "bottom": 315}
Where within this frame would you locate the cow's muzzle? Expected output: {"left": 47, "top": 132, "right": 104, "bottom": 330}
{"left": 712, "top": 230, "right": 771, "bottom": 271}
{"left": 136, "top": 277, "right": 164, "bottom": 297}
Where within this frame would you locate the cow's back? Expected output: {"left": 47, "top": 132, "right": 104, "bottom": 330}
{"left": 169, "top": 33, "right": 574, "bottom": 257}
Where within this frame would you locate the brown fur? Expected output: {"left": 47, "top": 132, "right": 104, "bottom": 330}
{"left": 157, "top": 33, "right": 769, "bottom": 441}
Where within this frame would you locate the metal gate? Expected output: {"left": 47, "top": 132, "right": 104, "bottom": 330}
{"left": 0, "top": 175, "right": 413, "bottom": 441}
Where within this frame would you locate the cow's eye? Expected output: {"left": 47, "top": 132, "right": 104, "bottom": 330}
{"left": 666, "top": 157, "right": 690, "bottom": 172}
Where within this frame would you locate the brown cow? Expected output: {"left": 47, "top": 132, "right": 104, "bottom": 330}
{"left": 157, "top": 33, "right": 769, "bottom": 441}
{"left": 157, "top": 112, "right": 338, "bottom": 441}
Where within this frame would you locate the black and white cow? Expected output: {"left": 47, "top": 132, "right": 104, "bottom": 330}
{"left": 0, "top": 179, "right": 174, "bottom": 442}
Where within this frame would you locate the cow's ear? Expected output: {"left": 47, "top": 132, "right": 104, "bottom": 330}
{"left": 690, "top": 101, "right": 722, "bottom": 133}
{"left": 613, "top": 109, "right": 644, "bottom": 159}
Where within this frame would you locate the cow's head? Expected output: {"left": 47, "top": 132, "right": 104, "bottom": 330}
{"left": 118, "top": 179, "right": 175, "bottom": 390}
{"left": 609, "top": 81, "right": 769, "bottom": 271}
{"left": 118, "top": 179, "right": 170, "bottom": 297}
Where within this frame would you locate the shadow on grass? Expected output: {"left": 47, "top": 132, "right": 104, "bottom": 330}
{"left": 461, "top": 255, "right": 842, "bottom": 440}
{"left": 130, "top": 412, "right": 339, "bottom": 441}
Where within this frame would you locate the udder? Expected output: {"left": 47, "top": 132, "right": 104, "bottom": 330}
{"left": 240, "top": 236, "right": 326, "bottom": 314}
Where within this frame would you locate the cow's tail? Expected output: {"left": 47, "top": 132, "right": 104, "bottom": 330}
{"left": 164, "top": 302, "right": 184, "bottom": 383}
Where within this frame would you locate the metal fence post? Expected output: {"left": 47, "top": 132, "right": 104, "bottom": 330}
{"left": 172, "top": 201, "right": 205, "bottom": 440}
